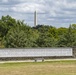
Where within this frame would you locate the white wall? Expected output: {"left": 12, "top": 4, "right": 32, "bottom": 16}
{"left": 0, "top": 48, "right": 73, "bottom": 57}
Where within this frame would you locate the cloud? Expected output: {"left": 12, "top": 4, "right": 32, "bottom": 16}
{"left": 11, "top": 3, "right": 45, "bottom": 13}
{"left": 0, "top": 0, "right": 76, "bottom": 27}
{"left": 1, "top": 0, "right": 8, "bottom": 3}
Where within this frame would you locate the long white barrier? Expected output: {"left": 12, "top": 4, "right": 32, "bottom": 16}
{"left": 0, "top": 48, "right": 73, "bottom": 58}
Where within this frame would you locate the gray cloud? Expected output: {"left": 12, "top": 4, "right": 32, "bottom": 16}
{"left": 0, "top": 0, "right": 76, "bottom": 27}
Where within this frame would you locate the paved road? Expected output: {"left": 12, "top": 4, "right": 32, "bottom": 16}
{"left": 0, "top": 58, "right": 76, "bottom": 63}
{"left": 45, "top": 58, "right": 76, "bottom": 61}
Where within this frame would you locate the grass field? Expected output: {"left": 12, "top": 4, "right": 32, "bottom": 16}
{"left": 0, "top": 60, "right": 76, "bottom": 75}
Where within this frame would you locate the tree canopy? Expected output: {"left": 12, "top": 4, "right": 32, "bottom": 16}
{"left": 0, "top": 15, "right": 76, "bottom": 48}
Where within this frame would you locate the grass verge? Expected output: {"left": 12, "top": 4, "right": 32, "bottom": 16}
{"left": 0, "top": 60, "right": 76, "bottom": 75}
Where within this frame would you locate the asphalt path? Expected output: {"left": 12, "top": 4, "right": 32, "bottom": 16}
{"left": 0, "top": 58, "right": 76, "bottom": 63}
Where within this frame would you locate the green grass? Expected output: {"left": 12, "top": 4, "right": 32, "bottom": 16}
{"left": 0, "top": 60, "right": 76, "bottom": 75}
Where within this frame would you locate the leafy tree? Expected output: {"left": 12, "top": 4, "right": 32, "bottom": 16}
{"left": 57, "top": 25, "right": 76, "bottom": 47}
{"left": 0, "top": 37, "right": 4, "bottom": 48}
{"left": 66, "top": 25, "right": 76, "bottom": 47}
{"left": 57, "top": 27, "right": 67, "bottom": 36}
{"left": 48, "top": 27, "right": 58, "bottom": 38}
{"left": 3, "top": 22, "right": 39, "bottom": 48}
{"left": 0, "top": 15, "right": 16, "bottom": 37}
{"left": 0, "top": 15, "right": 76, "bottom": 48}
{"left": 71, "top": 24, "right": 76, "bottom": 30}
{"left": 34, "top": 25, "right": 57, "bottom": 47}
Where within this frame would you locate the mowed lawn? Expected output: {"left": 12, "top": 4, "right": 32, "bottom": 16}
{"left": 0, "top": 60, "right": 76, "bottom": 75}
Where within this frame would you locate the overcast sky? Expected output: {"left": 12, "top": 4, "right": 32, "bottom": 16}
{"left": 0, "top": 0, "right": 76, "bottom": 27}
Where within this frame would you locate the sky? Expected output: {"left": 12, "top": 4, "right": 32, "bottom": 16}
{"left": 0, "top": 0, "right": 76, "bottom": 27}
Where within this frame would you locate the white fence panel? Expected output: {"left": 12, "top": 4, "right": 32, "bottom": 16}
{"left": 0, "top": 48, "right": 73, "bottom": 57}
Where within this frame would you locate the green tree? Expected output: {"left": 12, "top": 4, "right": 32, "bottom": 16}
{"left": 0, "top": 15, "right": 16, "bottom": 37}
{"left": 34, "top": 25, "right": 57, "bottom": 47}
{"left": 4, "top": 22, "right": 39, "bottom": 48}
{"left": 57, "top": 25, "right": 76, "bottom": 47}
{"left": 57, "top": 27, "right": 67, "bottom": 36}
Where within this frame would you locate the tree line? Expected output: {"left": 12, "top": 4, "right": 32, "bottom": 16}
{"left": 0, "top": 15, "right": 76, "bottom": 48}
